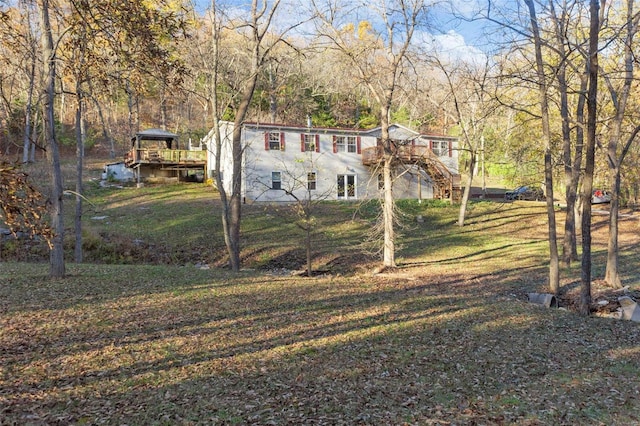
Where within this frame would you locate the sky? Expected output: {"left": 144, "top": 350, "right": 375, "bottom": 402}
{"left": 191, "top": 0, "right": 489, "bottom": 61}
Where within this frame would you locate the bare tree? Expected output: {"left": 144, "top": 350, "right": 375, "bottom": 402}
{"left": 38, "top": 0, "right": 65, "bottom": 278}
{"left": 200, "top": 1, "right": 234, "bottom": 270}
{"left": 579, "top": 0, "right": 602, "bottom": 315}
{"left": 521, "top": 0, "right": 560, "bottom": 294}
{"left": 254, "top": 152, "right": 334, "bottom": 277}
{"left": 602, "top": 0, "right": 640, "bottom": 288}
{"left": 486, "top": 0, "right": 597, "bottom": 294}
{"left": 64, "top": 3, "right": 89, "bottom": 264}
{"left": 0, "top": 2, "right": 40, "bottom": 162}
{"left": 547, "top": 0, "right": 584, "bottom": 266}
{"left": 432, "top": 55, "right": 499, "bottom": 226}
{"left": 21, "top": 4, "right": 39, "bottom": 164}
{"left": 204, "top": 0, "right": 299, "bottom": 271}
{"left": 312, "top": 0, "right": 429, "bottom": 269}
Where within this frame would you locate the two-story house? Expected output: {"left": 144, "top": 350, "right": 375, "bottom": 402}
{"left": 203, "top": 121, "right": 460, "bottom": 203}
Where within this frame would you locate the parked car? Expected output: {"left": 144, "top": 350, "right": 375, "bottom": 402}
{"left": 505, "top": 185, "right": 544, "bottom": 201}
{"left": 592, "top": 189, "right": 611, "bottom": 204}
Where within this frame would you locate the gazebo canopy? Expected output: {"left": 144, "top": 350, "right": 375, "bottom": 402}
{"left": 132, "top": 128, "right": 179, "bottom": 149}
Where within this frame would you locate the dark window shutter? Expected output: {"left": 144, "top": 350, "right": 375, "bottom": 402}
{"left": 280, "top": 132, "right": 285, "bottom": 150}
{"left": 333, "top": 135, "right": 337, "bottom": 153}
{"left": 449, "top": 140, "right": 453, "bottom": 157}
{"left": 429, "top": 140, "right": 433, "bottom": 151}
{"left": 300, "top": 134, "right": 305, "bottom": 152}
{"left": 356, "top": 136, "right": 361, "bottom": 154}
{"left": 315, "top": 135, "right": 320, "bottom": 152}
{"left": 264, "top": 132, "right": 269, "bottom": 150}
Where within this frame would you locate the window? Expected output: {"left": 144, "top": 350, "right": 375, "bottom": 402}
{"left": 378, "top": 173, "right": 384, "bottom": 190}
{"left": 271, "top": 171, "right": 281, "bottom": 190}
{"left": 307, "top": 172, "right": 317, "bottom": 190}
{"left": 301, "top": 134, "right": 319, "bottom": 152}
{"left": 431, "top": 140, "right": 450, "bottom": 157}
{"left": 334, "top": 136, "right": 358, "bottom": 153}
{"left": 337, "top": 174, "right": 356, "bottom": 199}
{"left": 265, "top": 131, "right": 284, "bottom": 150}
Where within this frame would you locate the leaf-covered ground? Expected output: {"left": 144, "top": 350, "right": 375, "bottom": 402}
{"left": 2, "top": 258, "right": 640, "bottom": 425}
{"left": 3, "top": 189, "right": 640, "bottom": 425}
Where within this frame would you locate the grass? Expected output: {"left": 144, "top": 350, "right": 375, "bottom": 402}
{"left": 2, "top": 172, "right": 640, "bottom": 424}
{"left": 3, "top": 260, "right": 640, "bottom": 424}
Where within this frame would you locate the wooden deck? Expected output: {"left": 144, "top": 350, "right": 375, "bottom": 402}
{"left": 362, "top": 145, "right": 461, "bottom": 201}
{"left": 124, "top": 148, "right": 207, "bottom": 168}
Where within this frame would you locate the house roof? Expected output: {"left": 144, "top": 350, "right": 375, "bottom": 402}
{"left": 363, "top": 123, "right": 456, "bottom": 141}
{"left": 362, "top": 124, "right": 419, "bottom": 140}
{"left": 133, "top": 128, "right": 178, "bottom": 140}
{"left": 237, "top": 121, "right": 456, "bottom": 140}
{"left": 240, "top": 121, "right": 362, "bottom": 134}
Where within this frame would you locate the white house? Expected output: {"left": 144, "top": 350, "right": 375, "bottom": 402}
{"left": 203, "top": 121, "right": 460, "bottom": 203}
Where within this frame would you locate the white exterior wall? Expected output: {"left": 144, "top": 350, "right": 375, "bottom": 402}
{"left": 204, "top": 121, "right": 456, "bottom": 203}
{"left": 241, "top": 126, "right": 376, "bottom": 202}
{"left": 204, "top": 122, "right": 236, "bottom": 196}
{"left": 102, "top": 162, "right": 135, "bottom": 181}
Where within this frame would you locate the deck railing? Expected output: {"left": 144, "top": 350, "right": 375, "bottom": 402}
{"left": 361, "top": 145, "right": 461, "bottom": 201}
{"left": 124, "top": 148, "right": 207, "bottom": 167}
{"left": 362, "top": 145, "right": 453, "bottom": 177}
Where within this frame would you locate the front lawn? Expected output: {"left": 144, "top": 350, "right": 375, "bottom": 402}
{"left": 2, "top": 200, "right": 640, "bottom": 424}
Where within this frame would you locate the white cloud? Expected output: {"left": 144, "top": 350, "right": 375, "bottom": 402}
{"left": 416, "top": 29, "right": 487, "bottom": 65}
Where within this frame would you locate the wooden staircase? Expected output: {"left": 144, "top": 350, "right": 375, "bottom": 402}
{"left": 362, "top": 145, "right": 461, "bottom": 202}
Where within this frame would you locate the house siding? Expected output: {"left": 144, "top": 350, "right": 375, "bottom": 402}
{"left": 204, "top": 121, "right": 456, "bottom": 203}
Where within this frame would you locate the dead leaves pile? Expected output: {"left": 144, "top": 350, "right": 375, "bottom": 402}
{"left": 2, "top": 263, "right": 640, "bottom": 425}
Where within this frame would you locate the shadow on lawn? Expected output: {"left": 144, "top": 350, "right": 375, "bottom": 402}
{"left": 17, "top": 270, "right": 640, "bottom": 424}
{"left": 4, "top": 261, "right": 640, "bottom": 424}
{"left": 1, "top": 273, "right": 490, "bottom": 415}
{"left": 4, "top": 202, "right": 640, "bottom": 423}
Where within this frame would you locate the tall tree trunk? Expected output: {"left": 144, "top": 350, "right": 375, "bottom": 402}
{"left": 160, "top": 83, "right": 168, "bottom": 130}
{"left": 39, "top": 0, "right": 65, "bottom": 278}
{"left": 458, "top": 150, "right": 476, "bottom": 227}
{"left": 74, "top": 95, "right": 84, "bottom": 263}
{"left": 30, "top": 120, "right": 37, "bottom": 162}
{"left": 569, "top": 73, "right": 588, "bottom": 260}
{"left": 580, "top": 0, "right": 601, "bottom": 315}
{"left": 88, "top": 80, "right": 116, "bottom": 159}
{"left": 604, "top": 172, "right": 622, "bottom": 287}
{"left": 126, "top": 80, "right": 135, "bottom": 136}
{"left": 207, "top": 1, "right": 233, "bottom": 271}
{"left": 525, "top": 0, "right": 559, "bottom": 294}
{"left": 380, "top": 101, "right": 395, "bottom": 268}
{"left": 228, "top": 120, "right": 246, "bottom": 271}
{"left": 268, "top": 64, "right": 277, "bottom": 124}
{"left": 604, "top": 126, "right": 640, "bottom": 286}
{"left": 225, "top": 34, "right": 261, "bottom": 272}
{"left": 23, "top": 53, "right": 36, "bottom": 164}
{"left": 604, "top": 0, "right": 636, "bottom": 289}
{"left": 74, "top": 21, "right": 88, "bottom": 264}
{"left": 210, "top": 0, "right": 282, "bottom": 272}
{"left": 551, "top": 4, "right": 578, "bottom": 265}
{"left": 544, "top": 149, "right": 559, "bottom": 293}
{"left": 305, "top": 202, "right": 312, "bottom": 277}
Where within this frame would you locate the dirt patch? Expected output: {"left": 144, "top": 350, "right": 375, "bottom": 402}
{"left": 557, "top": 280, "right": 640, "bottom": 318}
{"left": 257, "top": 250, "right": 380, "bottom": 276}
